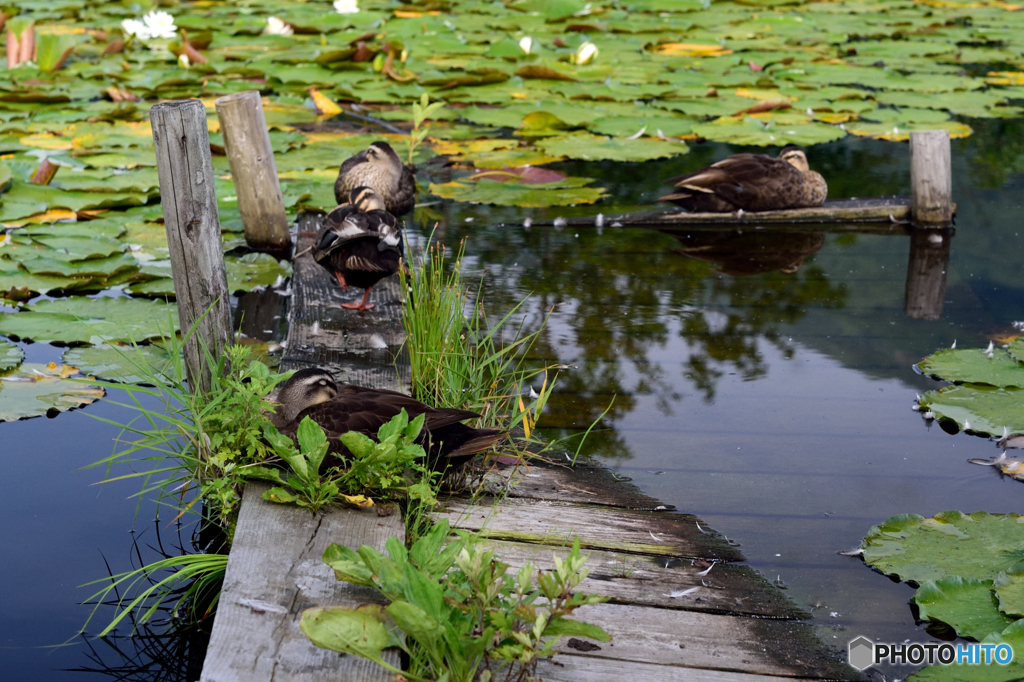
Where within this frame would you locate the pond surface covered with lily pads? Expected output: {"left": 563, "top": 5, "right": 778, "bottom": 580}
{"left": 7, "top": 0, "right": 1024, "bottom": 678}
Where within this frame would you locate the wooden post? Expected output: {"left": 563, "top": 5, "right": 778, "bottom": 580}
{"left": 904, "top": 228, "right": 952, "bottom": 321}
{"left": 214, "top": 91, "right": 291, "bottom": 256}
{"left": 150, "top": 99, "right": 232, "bottom": 394}
{"left": 910, "top": 130, "right": 953, "bottom": 225}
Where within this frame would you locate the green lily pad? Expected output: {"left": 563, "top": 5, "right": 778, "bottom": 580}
{"left": 536, "top": 132, "right": 687, "bottom": 162}
{"left": 0, "top": 296, "right": 178, "bottom": 345}
{"left": 0, "top": 338, "right": 23, "bottom": 372}
{"left": 429, "top": 176, "right": 606, "bottom": 207}
{"left": 1007, "top": 338, "right": 1024, "bottom": 365}
{"left": 692, "top": 116, "right": 846, "bottom": 146}
{"left": 861, "top": 511, "right": 1024, "bottom": 585}
{"left": 994, "top": 570, "right": 1024, "bottom": 618}
{"left": 63, "top": 344, "right": 175, "bottom": 384}
{"left": 911, "top": 576, "right": 1014, "bottom": 641}
{"left": 0, "top": 362, "right": 105, "bottom": 422}
{"left": 225, "top": 253, "right": 293, "bottom": 293}
{"left": 918, "top": 348, "right": 1024, "bottom": 388}
{"left": 919, "top": 385, "right": 1024, "bottom": 436}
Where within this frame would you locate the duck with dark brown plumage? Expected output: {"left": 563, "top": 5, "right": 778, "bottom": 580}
{"left": 659, "top": 146, "right": 827, "bottom": 213}
{"left": 334, "top": 141, "right": 416, "bottom": 216}
{"left": 269, "top": 368, "right": 505, "bottom": 471}
{"left": 313, "top": 186, "right": 403, "bottom": 312}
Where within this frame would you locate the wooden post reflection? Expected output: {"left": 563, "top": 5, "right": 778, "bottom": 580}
{"left": 904, "top": 227, "right": 952, "bottom": 320}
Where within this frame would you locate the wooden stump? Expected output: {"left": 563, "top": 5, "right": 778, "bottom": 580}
{"left": 150, "top": 99, "right": 232, "bottom": 394}
{"left": 215, "top": 91, "right": 291, "bottom": 256}
{"left": 910, "top": 130, "right": 953, "bottom": 225}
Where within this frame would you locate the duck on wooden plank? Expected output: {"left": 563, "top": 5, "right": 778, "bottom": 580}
{"left": 313, "top": 186, "right": 403, "bottom": 312}
{"left": 334, "top": 141, "right": 416, "bottom": 216}
{"left": 659, "top": 146, "right": 827, "bottom": 213}
{"left": 269, "top": 368, "right": 505, "bottom": 471}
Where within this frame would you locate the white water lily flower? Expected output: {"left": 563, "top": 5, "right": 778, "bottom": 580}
{"left": 333, "top": 0, "right": 360, "bottom": 14}
{"left": 142, "top": 10, "right": 177, "bottom": 39}
{"left": 121, "top": 18, "right": 149, "bottom": 40}
{"left": 265, "top": 16, "right": 294, "bottom": 36}
{"left": 178, "top": 53, "right": 190, "bottom": 69}
{"left": 519, "top": 36, "right": 533, "bottom": 54}
{"left": 574, "top": 41, "right": 598, "bottom": 65}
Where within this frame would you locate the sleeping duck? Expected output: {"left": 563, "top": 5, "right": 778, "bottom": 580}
{"left": 334, "top": 141, "right": 416, "bottom": 216}
{"left": 269, "top": 368, "right": 505, "bottom": 471}
{"left": 659, "top": 146, "right": 827, "bottom": 213}
{"left": 313, "top": 186, "right": 403, "bottom": 312}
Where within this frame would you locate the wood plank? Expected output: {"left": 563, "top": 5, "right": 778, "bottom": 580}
{"left": 436, "top": 497, "right": 744, "bottom": 562}
{"left": 481, "top": 463, "right": 670, "bottom": 510}
{"left": 280, "top": 213, "right": 408, "bottom": 391}
{"left": 200, "top": 482, "right": 403, "bottom": 682}
{"left": 482, "top": 539, "right": 808, "bottom": 620}
{"left": 549, "top": 602, "right": 860, "bottom": 680}
{"left": 535, "top": 654, "right": 822, "bottom": 682}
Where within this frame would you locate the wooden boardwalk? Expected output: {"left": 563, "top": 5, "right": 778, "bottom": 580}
{"left": 201, "top": 213, "right": 864, "bottom": 681}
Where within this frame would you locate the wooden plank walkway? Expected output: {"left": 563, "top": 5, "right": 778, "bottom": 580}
{"left": 203, "top": 212, "right": 863, "bottom": 681}
{"left": 438, "top": 463, "right": 865, "bottom": 680}
{"left": 200, "top": 214, "right": 408, "bottom": 682}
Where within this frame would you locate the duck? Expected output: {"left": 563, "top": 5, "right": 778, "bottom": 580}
{"left": 334, "top": 141, "right": 416, "bottom": 216}
{"left": 269, "top": 368, "right": 505, "bottom": 471}
{"left": 659, "top": 146, "right": 827, "bottom": 213}
{"left": 313, "top": 186, "right": 403, "bottom": 312}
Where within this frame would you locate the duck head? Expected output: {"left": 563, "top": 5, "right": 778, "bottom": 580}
{"left": 272, "top": 368, "right": 338, "bottom": 425}
{"left": 363, "top": 141, "right": 404, "bottom": 180}
{"left": 778, "top": 145, "right": 810, "bottom": 173}
{"left": 349, "top": 186, "right": 388, "bottom": 213}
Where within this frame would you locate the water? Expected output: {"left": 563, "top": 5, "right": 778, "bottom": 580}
{"left": 4, "top": 119, "right": 1024, "bottom": 678}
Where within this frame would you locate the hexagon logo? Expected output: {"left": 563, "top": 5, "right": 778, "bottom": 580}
{"left": 848, "top": 636, "right": 875, "bottom": 671}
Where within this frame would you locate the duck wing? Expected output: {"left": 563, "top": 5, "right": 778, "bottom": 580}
{"left": 313, "top": 208, "right": 376, "bottom": 260}
{"left": 365, "top": 209, "right": 403, "bottom": 255}
{"left": 387, "top": 165, "right": 417, "bottom": 216}
{"left": 662, "top": 154, "right": 802, "bottom": 211}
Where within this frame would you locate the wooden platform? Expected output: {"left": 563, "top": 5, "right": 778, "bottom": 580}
{"left": 531, "top": 196, "right": 955, "bottom": 234}
{"left": 202, "top": 212, "right": 864, "bottom": 681}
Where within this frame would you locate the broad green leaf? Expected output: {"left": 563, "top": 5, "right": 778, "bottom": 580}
{"left": 35, "top": 32, "right": 78, "bottom": 73}
{"left": 692, "top": 117, "right": 846, "bottom": 146}
{"left": 301, "top": 605, "right": 402, "bottom": 663}
{"left": 241, "top": 465, "right": 285, "bottom": 485}
{"left": 62, "top": 344, "right": 175, "bottom": 384}
{"left": 386, "top": 600, "right": 442, "bottom": 651}
{"left": 994, "top": 569, "right": 1024, "bottom": 618}
{"left": 513, "top": 0, "right": 587, "bottom": 20}
{"left": 0, "top": 297, "right": 178, "bottom": 345}
{"left": 377, "top": 409, "right": 409, "bottom": 442}
{"left": 297, "top": 416, "right": 329, "bottom": 477}
{"left": 263, "top": 487, "right": 301, "bottom": 504}
{"left": 339, "top": 431, "right": 377, "bottom": 459}
{"left": 0, "top": 362, "right": 104, "bottom": 422}
{"left": 543, "top": 617, "right": 612, "bottom": 642}
{"left": 0, "top": 338, "right": 23, "bottom": 372}
{"left": 911, "top": 576, "right": 1014, "bottom": 641}
{"left": 861, "top": 511, "right": 1024, "bottom": 584}
{"left": 1008, "top": 338, "right": 1024, "bottom": 365}
{"left": 919, "top": 385, "right": 1024, "bottom": 436}
{"left": 323, "top": 543, "right": 376, "bottom": 587}
{"left": 429, "top": 177, "right": 606, "bottom": 207}
{"left": 537, "top": 132, "right": 687, "bottom": 162}
{"left": 918, "top": 348, "right": 1024, "bottom": 388}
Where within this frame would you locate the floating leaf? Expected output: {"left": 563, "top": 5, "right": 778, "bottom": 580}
{"left": 911, "top": 576, "right": 1014, "bottom": 641}
{"left": 0, "top": 338, "right": 23, "bottom": 372}
{"left": 429, "top": 175, "right": 606, "bottom": 207}
{"left": 861, "top": 511, "right": 1024, "bottom": 584}
{"left": 918, "top": 348, "right": 1024, "bottom": 388}
{"left": 225, "top": 253, "right": 293, "bottom": 293}
{"left": 919, "top": 385, "right": 1024, "bottom": 436}
{"left": 0, "top": 362, "right": 105, "bottom": 422}
{"left": 994, "top": 569, "right": 1024, "bottom": 618}
{"left": 536, "top": 132, "right": 687, "bottom": 162}
{"left": 693, "top": 116, "right": 846, "bottom": 146}
{"left": 62, "top": 344, "right": 175, "bottom": 384}
{"left": 0, "top": 297, "right": 178, "bottom": 345}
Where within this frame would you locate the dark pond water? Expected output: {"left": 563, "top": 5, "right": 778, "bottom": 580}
{"left": 4, "top": 118, "right": 1024, "bottom": 679}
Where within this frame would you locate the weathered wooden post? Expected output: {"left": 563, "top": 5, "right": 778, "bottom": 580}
{"left": 151, "top": 99, "right": 232, "bottom": 394}
{"left": 910, "top": 130, "right": 953, "bottom": 225}
{"left": 904, "top": 228, "right": 952, "bottom": 321}
{"left": 214, "top": 91, "right": 291, "bottom": 256}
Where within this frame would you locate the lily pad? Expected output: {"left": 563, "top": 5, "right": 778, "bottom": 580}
{"left": 918, "top": 385, "right": 1024, "bottom": 436}
{"left": 62, "top": 344, "right": 176, "bottom": 384}
{"left": 1007, "top": 338, "right": 1024, "bottom": 365}
{"left": 0, "top": 338, "right": 23, "bottom": 372}
{"left": 0, "top": 296, "right": 178, "bottom": 344}
{"left": 429, "top": 176, "right": 606, "bottom": 207}
{"left": 536, "top": 132, "right": 687, "bottom": 162}
{"left": 911, "top": 576, "right": 1014, "bottom": 641}
{"left": 861, "top": 511, "right": 1024, "bottom": 585}
{"left": 0, "top": 362, "right": 105, "bottom": 422}
{"left": 994, "top": 569, "right": 1024, "bottom": 618}
{"left": 918, "top": 348, "right": 1024, "bottom": 388}
{"left": 225, "top": 253, "right": 293, "bottom": 293}
{"left": 692, "top": 116, "right": 846, "bottom": 146}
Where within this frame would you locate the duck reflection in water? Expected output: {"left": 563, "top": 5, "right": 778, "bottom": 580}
{"left": 661, "top": 229, "right": 825, "bottom": 276}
